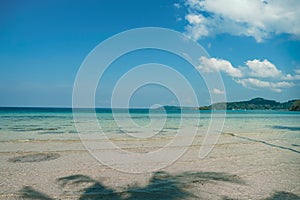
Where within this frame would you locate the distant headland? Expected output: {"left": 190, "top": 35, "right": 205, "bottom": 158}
{"left": 159, "top": 98, "right": 300, "bottom": 111}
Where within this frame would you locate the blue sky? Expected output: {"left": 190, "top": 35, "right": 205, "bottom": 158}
{"left": 0, "top": 0, "right": 299, "bottom": 107}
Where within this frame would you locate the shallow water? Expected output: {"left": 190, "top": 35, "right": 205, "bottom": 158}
{"left": 0, "top": 108, "right": 299, "bottom": 145}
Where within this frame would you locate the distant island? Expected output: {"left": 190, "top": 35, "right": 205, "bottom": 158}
{"left": 159, "top": 98, "right": 300, "bottom": 111}
{"left": 199, "top": 97, "right": 300, "bottom": 111}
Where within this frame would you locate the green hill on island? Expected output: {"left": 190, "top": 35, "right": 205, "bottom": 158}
{"left": 159, "top": 98, "right": 300, "bottom": 111}
{"left": 199, "top": 97, "right": 300, "bottom": 111}
{"left": 289, "top": 100, "right": 300, "bottom": 111}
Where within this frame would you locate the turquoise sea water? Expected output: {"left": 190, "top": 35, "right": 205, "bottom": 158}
{"left": 0, "top": 108, "right": 299, "bottom": 144}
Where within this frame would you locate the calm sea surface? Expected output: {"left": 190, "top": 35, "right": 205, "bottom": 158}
{"left": 0, "top": 107, "right": 299, "bottom": 144}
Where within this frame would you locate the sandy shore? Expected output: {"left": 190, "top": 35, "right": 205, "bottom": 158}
{"left": 0, "top": 132, "right": 299, "bottom": 200}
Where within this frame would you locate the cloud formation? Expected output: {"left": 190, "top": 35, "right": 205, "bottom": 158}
{"left": 282, "top": 72, "right": 300, "bottom": 81}
{"left": 198, "top": 56, "right": 243, "bottom": 77}
{"left": 212, "top": 88, "right": 225, "bottom": 94}
{"left": 236, "top": 78, "right": 294, "bottom": 92}
{"left": 184, "top": 0, "right": 300, "bottom": 42}
{"left": 198, "top": 57, "right": 299, "bottom": 92}
{"left": 174, "top": 3, "right": 181, "bottom": 8}
{"left": 246, "top": 59, "right": 282, "bottom": 78}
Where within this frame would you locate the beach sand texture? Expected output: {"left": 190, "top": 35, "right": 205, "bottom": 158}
{"left": 0, "top": 131, "right": 299, "bottom": 200}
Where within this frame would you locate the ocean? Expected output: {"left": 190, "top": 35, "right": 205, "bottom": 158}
{"left": 0, "top": 107, "right": 299, "bottom": 145}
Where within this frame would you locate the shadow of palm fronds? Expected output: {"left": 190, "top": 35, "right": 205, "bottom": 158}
{"left": 19, "top": 170, "right": 245, "bottom": 200}
{"left": 264, "top": 191, "right": 300, "bottom": 200}
{"left": 57, "top": 174, "right": 122, "bottom": 200}
{"left": 19, "top": 186, "right": 53, "bottom": 200}
{"left": 126, "top": 171, "right": 245, "bottom": 200}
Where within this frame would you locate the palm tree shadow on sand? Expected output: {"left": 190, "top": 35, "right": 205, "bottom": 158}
{"left": 19, "top": 171, "right": 299, "bottom": 200}
{"left": 223, "top": 191, "right": 300, "bottom": 200}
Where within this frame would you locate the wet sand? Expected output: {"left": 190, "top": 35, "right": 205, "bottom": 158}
{"left": 0, "top": 132, "right": 299, "bottom": 199}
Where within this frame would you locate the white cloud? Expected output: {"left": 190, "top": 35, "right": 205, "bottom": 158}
{"left": 244, "top": 59, "right": 300, "bottom": 80}
{"left": 275, "top": 81, "right": 294, "bottom": 88}
{"left": 236, "top": 78, "right": 269, "bottom": 88}
{"left": 295, "top": 69, "right": 300, "bottom": 74}
{"left": 212, "top": 88, "right": 225, "bottom": 94}
{"left": 246, "top": 59, "right": 282, "bottom": 78}
{"left": 174, "top": 3, "right": 181, "bottom": 8}
{"left": 184, "top": 0, "right": 300, "bottom": 42}
{"left": 235, "top": 78, "right": 294, "bottom": 92}
{"left": 282, "top": 74, "right": 300, "bottom": 80}
{"left": 198, "top": 56, "right": 243, "bottom": 77}
{"left": 185, "top": 14, "right": 204, "bottom": 24}
{"left": 176, "top": 17, "right": 183, "bottom": 21}
{"left": 197, "top": 56, "right": 298, "bottom": 92}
